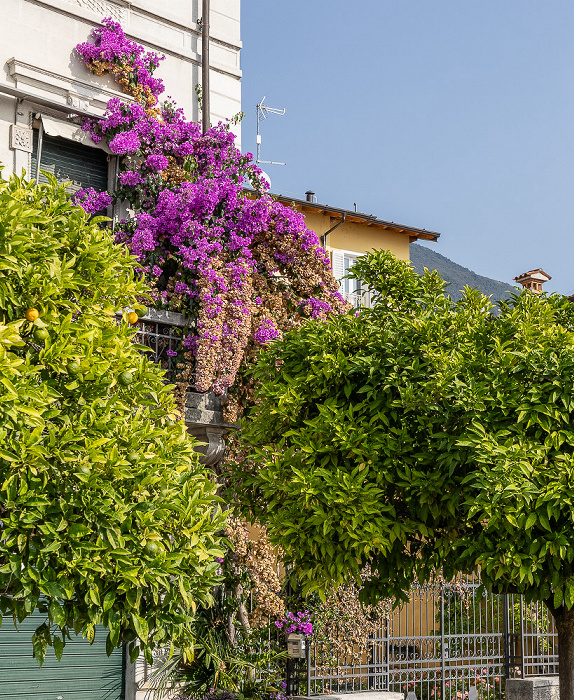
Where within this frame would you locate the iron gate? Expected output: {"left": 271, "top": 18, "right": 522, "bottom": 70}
{"left": 289, "top": 576, "right": 558, "bottom": 699}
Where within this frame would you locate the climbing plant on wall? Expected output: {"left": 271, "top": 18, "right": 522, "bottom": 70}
{"left": 75, "top": 17, "right": 347, "bottom": 422}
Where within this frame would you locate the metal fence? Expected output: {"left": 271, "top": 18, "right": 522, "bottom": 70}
{"left": 288, "top": 577, "right": 558, "bottom": 699}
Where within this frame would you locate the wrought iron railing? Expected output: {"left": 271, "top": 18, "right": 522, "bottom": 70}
{"left": 288, "top": 575, "right": 558, "bottom": 698}
{"left": 119, "top": 308, "right": 194, "bottom": 387}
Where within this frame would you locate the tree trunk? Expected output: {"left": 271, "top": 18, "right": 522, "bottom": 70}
{"left": 226, "top": 582, "right": 251, "bottom": 649}
{"left": 546, "top": 602, "right": 574, "bottom": 700}
{"left": 235, "top": 582, "right": 251, "bottom": 631}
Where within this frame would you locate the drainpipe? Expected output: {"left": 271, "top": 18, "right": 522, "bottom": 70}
{"left": 321, "top": 213, "right": 346, "bottom": 248}
{"left": 201, "top": 0, "right": 210, "bottom": 134}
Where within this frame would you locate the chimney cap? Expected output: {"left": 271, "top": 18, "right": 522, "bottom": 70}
{"left": 513, "top": 268, "right": 552, "bottom": 283}
{"left": 305, "top": 190, "right": 315, "bottom": 203}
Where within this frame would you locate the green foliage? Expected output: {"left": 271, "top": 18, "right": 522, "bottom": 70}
{"left": 0, "top": 170, "right": 225, "bottom": 664}
{"left": 150, "top": 603, "right": 287, "bottom": 700}
{"left": 233, "top": 249, "right": 574, "bottom": 613}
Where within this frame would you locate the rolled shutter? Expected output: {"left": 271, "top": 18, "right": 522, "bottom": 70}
{"left": 31, "top": 130, "right": 109, "bottom": 194}
{"left": 0, "top": 614, "right": 124, "bottom": 699}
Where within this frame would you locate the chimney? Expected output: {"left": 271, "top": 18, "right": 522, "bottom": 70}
{"left": 513, "top": 269, "right": 551, "bottom": 294}
{"left": 305, "top": 190, "right": 315, "bottom": 203}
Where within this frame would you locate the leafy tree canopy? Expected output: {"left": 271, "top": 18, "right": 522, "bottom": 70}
{"left": 0, "top": 170, "right": 225, "bottom": 664}
{"left": 232, "top": 250, "right": 574, "bottom": 616}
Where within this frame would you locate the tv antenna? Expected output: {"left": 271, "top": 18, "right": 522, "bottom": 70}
{"left": 256, "top": 96, "right": 286, "bottom": 166}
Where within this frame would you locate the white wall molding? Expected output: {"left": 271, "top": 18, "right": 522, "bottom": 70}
{"left": 0, "top": 0, "right": 242, "bottom": 169}
{"left": 61, "top": 0, "right": 127, "bottom": 22}
{"left": 7, "top": 58, "right": 134, "bottom": 116}
{"left": 29, "top": 0, "right": 241, "bottom": 76}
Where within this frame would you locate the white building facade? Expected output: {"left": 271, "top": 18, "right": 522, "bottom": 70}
{"left": 0, "top": 0, "right": 242, "bottom": 185}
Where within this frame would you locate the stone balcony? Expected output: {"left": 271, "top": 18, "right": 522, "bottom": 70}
{"left": 127, "top": 307, "right": 234, "bottom": 466}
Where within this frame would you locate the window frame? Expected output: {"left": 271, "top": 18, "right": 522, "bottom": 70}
{"left": 331, "top": 248, "right": 371, "bottom": 308}
{"left": 30, "top": 113, "right": 117, "bottom": 217}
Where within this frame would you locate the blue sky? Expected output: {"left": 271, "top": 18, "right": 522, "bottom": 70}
{"left": 240, "top": 1, "right": 574, "bottom": 294}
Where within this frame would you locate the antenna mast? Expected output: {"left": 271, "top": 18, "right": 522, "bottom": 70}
{"left": 256, "top": 96, "right": 286, "bottom": 166}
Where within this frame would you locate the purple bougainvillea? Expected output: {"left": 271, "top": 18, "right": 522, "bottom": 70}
{"left": 72, "top": 187, "right": 113, "bottom": 214}
{"left": 274, "top": 610, "right": 313, "bottom": 637}
{"left": 74, "top": 18, "right": 347, "bottom": 403}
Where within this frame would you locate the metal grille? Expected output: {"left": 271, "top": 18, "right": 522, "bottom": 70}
{"left": 289, "top": 576, "right": 558, "bottom": 698}
{"left": 122, "top": 309, "right": 195, "bottom": 388}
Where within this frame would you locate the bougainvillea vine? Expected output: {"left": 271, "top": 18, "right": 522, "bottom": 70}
{"left": 74, "top": 18, "right": 347, "bottom": 420}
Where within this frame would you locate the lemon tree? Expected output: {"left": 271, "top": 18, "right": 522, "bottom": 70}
{"left": 0, "top": 170, "right": 225, "bottom": 665}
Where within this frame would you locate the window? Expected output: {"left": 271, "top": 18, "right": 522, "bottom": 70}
{"left": 331, "top": 249, "right": 371, "bottom": 308}
{"left": 31, "top": 127, "right": 109, "bottom": 194}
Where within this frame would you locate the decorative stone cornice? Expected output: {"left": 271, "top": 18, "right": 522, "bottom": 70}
{"left": 62, "top": 0, "right": 127, "bottom": 23}
{"left": 7, "top": 58, "right": 134, "bottom": 116}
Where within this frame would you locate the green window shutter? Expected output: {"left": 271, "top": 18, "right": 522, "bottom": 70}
{"left": 31, "top": 130, "right": 109, "bottom": 194}
{"left": 0, "top": 614, "right": 124, "bottom": 700}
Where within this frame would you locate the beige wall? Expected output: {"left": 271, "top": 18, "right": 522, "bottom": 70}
{"left": 300, "top": 210, "right": 411, "bottom": 261}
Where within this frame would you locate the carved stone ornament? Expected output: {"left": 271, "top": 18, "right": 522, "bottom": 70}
{"left": 63, "top": 0, "right": 127, "bottom": 22}
{"left": 189, "top": 426, "right": 228, "bottom": 467}
{"left": 67, "top": 93, "right": 90, "bottom": 112}
{"left": 9, "top": 124, "right": 33, "bottom": 153}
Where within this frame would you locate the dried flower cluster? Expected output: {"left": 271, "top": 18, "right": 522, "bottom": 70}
{"left": 74, "top": 18, "right": 347, "bottom": 418}
{"left": 224, "top": 517, "right": 285, "bottom": 628}
{"left": 312, "top": 582, "right": 392, "bottom": 676}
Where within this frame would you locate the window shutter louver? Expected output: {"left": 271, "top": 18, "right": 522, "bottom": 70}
{"left": 31, "top": 131, "right": 109, "bottom": 194}
{"left": 331, "top": 249, "right": 345, "bottom": 295}
{"left": 0, "top": 614, "right": 124, "bottom": 698}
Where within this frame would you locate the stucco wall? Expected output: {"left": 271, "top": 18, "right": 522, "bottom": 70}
{"left": 300, "top": 210, "right": 411, "bottom": 261}
{"left": 328, "top": 223, "right": 410, "bottom": 261}
{"left": 0, "top": 0, "right": 242, "bottom": 176}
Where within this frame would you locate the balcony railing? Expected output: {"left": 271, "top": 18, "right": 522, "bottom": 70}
{"left": 119, "top": 308, "right": 194, "bottom": 387}
{"left": 343, "top": 290, "right": 371, "bottom": 308}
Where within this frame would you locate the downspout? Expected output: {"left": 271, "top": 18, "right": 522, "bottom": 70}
{"left": 201, "top": 0, "right": 210, "bottom": 134}
{"left": 321, "top": 213, "right": 346, "bottom": 248}
{"left": 112, "top": 155, "right": 120, "bottom": 227}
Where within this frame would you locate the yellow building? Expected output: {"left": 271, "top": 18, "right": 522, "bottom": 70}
{"left": 275, "top": 193, "right": 440, "bottom": 306}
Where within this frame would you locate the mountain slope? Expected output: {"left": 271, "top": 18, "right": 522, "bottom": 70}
{"left": 410, "top": 243, "right": 515, "bottom": 303}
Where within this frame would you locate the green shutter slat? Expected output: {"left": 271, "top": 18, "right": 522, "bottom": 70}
{"left": 31, "top": 130, "right": 109, "bottom": 194}
{"left": 0, "top": 613, "right": 123, "bottom": 700}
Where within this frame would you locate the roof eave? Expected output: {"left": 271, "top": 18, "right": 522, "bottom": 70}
{"left": 274, "top": 194, "right": 441, "bottom": 242}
